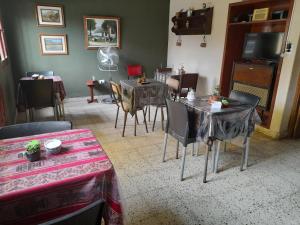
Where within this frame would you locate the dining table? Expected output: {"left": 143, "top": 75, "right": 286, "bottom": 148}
{"left": 120, "top": 79, "right": 168, "bottom": 115}
{"left": 0, "top": 129, "right": 123, "bottom": 225}
{"left": 181, "top": 96, "right": 260, "bottom": 183}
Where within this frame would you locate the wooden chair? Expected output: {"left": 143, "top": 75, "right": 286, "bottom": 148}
{"left": 167, "top": 73, "right": 198, "bottom": 99}
{"left": 110, "top": 81, "right": 148, "bottom": 137}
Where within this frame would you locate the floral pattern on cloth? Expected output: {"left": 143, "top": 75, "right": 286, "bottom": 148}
{"left": 181, "top": 97, "right": 261, "bottom": 143}
{"left": 120, "top": 79, "right": 168, "bottom": 115}
{"left": 0, "top": 129, "right": 123, "bottom": 225}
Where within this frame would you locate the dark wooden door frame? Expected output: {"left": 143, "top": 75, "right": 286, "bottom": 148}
{"left": 288, "top": 73, "right": 300, "bottom": 138}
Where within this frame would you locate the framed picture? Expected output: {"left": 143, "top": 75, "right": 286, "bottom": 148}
{"left": 39, "top": 34, "right": 68, "bottom": 55}
{"left": 253, "top": 8, "right": 269, "bottom": 21}
{"left": 36, "top": 4, "right": 65, "bottom": 27}
{"left": 83, "top": 16, "right": 121, "bottom": 49}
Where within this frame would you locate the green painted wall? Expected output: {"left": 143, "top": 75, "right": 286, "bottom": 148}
{"left": 0, "top": 0, "right": 170, "bottom": 97}
{"left": 0, "top": 5, "right": 16, "bottom": 125}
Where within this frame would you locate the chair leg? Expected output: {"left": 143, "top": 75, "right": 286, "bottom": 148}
{"left": 60, "top": 100, "right": 65, "bottom": 120}
{"left": 162, "top": 133, "right": 168, "bottom": 162}
{"left": 180, "top": 146, "right": 187, "bottom": 181}
{"left": 244, "top": 137, "right": 250, "bottom": 169}
{"left": 240, "top": 141, "right": 246, "bottom": 171}
{"left": 122, "top": 112, "right": 128, "bottom": 137}
{"left": 142, "top": 110, "right": 148, "bottom": 133}
{"left": 53, "top": 106, "right": 58, "bottom": 121}
{"left": 152, "top": 106, "right": 159, "bottom": 132}
{"left": 212, "top": 142, "right": 217, "bottom": 172}
{"left": 115, "top": 106, "right": 119, "bottom": 128}
{"left": 224, "top": 141, "right": 227, "bottom": 152}
{"left": 134, "top": 113, "right": 137, "bottom": 136}
{"left": 214, "top": 141, "right": 221, "bottom": 173}
{"left": 203, "top": 140, "right": 212, "bottom": 183}
{"left": 161, "top": 106, "right": 164, "bottom": 131}
{"left": 148, "top": 105, "right": 151, "bottom": 122}
{"left": 176, "top": 140, "right": 179, "bottom": 159}
{"left": 192, "top": 143, "right": 195, "bottom": 156}
{"left": 197, "top": 142, "right": 201, "bottom": 156}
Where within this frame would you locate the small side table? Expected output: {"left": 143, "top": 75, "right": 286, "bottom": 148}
{"left": 86, "top": 80, "right": 98, "bottom": 103}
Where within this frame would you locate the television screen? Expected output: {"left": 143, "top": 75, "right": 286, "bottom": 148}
{"left": 242, "top": 32, "right": 284, "bottom": 61}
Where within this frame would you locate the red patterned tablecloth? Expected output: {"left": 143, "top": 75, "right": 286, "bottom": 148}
{"left": 0, "top": 129, "right": 123, "bottom": 225}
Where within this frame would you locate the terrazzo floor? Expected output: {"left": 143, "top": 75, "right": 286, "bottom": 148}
{"left": 25, "top": 97, "right": 300, "bottom": 225}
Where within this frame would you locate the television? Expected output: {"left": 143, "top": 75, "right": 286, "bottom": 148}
{"left": 242, "top": 32, "right": 284, "bottom": 61}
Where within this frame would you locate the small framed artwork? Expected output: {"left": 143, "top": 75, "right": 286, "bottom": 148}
{"left": 39, "top": 34, "right": 68, "bottom": 55}
{"left": 253, "top": 8, "right": 269, "bottom": 21}
{"left": 36, "top": 4, "right": 65, "bottom": 27}
{"left": 83, "top": 16, "right": 121, "bottom": 49}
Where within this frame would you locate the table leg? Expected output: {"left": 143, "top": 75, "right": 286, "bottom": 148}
{"left": 87, "top": 85, "right": 98, "bottom": 103}
{"left": 203, "top": 138, "right": 213, "bottom": 183}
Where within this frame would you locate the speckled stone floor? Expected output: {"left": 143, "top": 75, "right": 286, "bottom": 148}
{"left": 25, "top": 97, "right": 300, "bottom": 225}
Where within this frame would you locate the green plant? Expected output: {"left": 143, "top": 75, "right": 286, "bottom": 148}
{"left": 26, "top": 140, "right": 41, "bottom": 154}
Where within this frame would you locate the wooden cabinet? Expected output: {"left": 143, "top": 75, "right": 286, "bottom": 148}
{"left": 231, "top": 62, "right": 276, "bottom": 111}
{"left": 220, "top": 0, "right": 294, "bottom": 128}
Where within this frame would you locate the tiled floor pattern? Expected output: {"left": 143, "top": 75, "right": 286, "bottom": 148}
{"left": 23, "top": 97, "right": 300, "bottom": 225}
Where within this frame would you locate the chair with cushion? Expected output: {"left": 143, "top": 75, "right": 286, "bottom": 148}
{"left": 0, "top": 121, "right": 72, "bottom": 140}
{"left": 127, "top": 65, "right": 142, "bottom": 80}
{"left": 110, "top": 81, "right": 148, "bottom": 137}
{"left": 26, "top": 71, "right": 54, "bottom": 77}
{"left": 38, "top": 200, "right": 104, "bottom": 225}
{"left": 162, "top": 98, "right": 197, "bottom": 181}
{"left": 213, "top": 90, "right": 260, "bottom": 173}
{"left": 19, "top": 79, "right": 59, "bottom": 121}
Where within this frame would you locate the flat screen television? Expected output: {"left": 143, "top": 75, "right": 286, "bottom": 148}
{"left": 242, "top": 32, "right": 284, "bottom": 61}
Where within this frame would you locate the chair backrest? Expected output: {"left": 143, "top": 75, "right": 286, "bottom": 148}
{"left": 0, "top": 121, "right": 72, "bottom": 140}
{"left": 110, "top": 81, "right": 122, "bottom": 102}
{"left": 179, "top": 73, "right": 198, "bottom": 90}
{"left": 166, "top": 98, "right": 189, "bottom": 142}
{"left": 38, "top": 200, "right": 103, "bottom": 225}
{"left": 229, "top": 90, "right": 260, "bottom": 107}
{"left": 127, "top": 65, "right": 142, "bottom": 77}
{"left": 26, "top": 71, "right": 54, "bottom": 77}
{"left": 20, "top": 79, "right": 55, "bottom": 108}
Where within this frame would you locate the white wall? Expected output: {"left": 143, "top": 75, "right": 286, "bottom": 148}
{"left": 167, "top": 0, "right": 240, "bottom": 95}
{"left": 167, "top": 0, "right": 300, "bottom": 138}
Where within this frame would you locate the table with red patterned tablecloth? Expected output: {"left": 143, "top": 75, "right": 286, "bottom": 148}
{"left": 0, "top": 129, "right": 123, "bottom": 225}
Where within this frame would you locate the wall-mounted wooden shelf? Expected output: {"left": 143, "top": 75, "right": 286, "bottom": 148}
{"left": 171, "top": 8, "right": 213, "bottom": 35}
{"left": 229, "top": 19, "right": 287, "bottom": 26}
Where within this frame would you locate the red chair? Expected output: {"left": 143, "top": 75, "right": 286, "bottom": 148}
{"left": 127, "top": 65, "right": 142, "bottom": 79}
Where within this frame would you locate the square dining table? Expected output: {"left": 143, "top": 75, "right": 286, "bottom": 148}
{"left": 181, "top": 96, "right": 259, "bottom": 183}
{"left": 0, "top": 129, "right": 123, "bottom": 225}
{"left": 120, "top": 79, "right": 168, "bottom": 115}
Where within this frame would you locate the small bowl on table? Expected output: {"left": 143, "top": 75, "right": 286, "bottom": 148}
{"left": 44, "top": 139, "right": 62, "bottom": 154}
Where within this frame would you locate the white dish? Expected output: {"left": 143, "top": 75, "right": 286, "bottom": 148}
{"left": 44, "top": 139, "right": 62, "bottom": 154}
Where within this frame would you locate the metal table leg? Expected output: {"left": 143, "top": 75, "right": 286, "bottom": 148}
{"left": 203, "top": 138, "right": 213, "bottom": 183}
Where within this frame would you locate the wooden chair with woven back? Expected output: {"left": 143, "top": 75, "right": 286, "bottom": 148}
{"left": 110, "top": 81, "right": 148, "bottom": 137}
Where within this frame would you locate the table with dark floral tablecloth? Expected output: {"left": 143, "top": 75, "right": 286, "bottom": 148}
{"left": 0, "top": 129, "right": 123, "bottom": 225}
{"left": 120, "top": 79, "right": 168, "bottom": 115}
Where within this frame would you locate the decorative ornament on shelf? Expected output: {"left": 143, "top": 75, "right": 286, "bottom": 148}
{"left": 176, "top": 35, "right": 182, "bottom": 46}
{"left": 200, "top": 35, "right": 207, "bottom": 48}
{"left": 186, "top": 20, "right": 190, "bottom": 29}
{"left": 187, "top": 7, "right": 194, "bottom": 17}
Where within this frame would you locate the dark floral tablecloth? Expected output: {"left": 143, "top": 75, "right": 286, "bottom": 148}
{"left": 0, "top": 129, "right": 123, "bottom": 225}
{"left": 181, "top": 96, "right": 261, "bottom": 142}
{"left": 120, "top": 79, "right": 168, "bottom": 115}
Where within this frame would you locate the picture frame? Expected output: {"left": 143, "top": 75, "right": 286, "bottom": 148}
{"left": 36, "top": 4, "right": 65, "bottom": 27}
{"left": 39, "top": 34, "right": 68, "bottom": 55}
{"left": 252, "top": 8, "right": 269, "bottom": 21}
{"left": 83, "top": 16, "right": 121, "bottom": 50}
